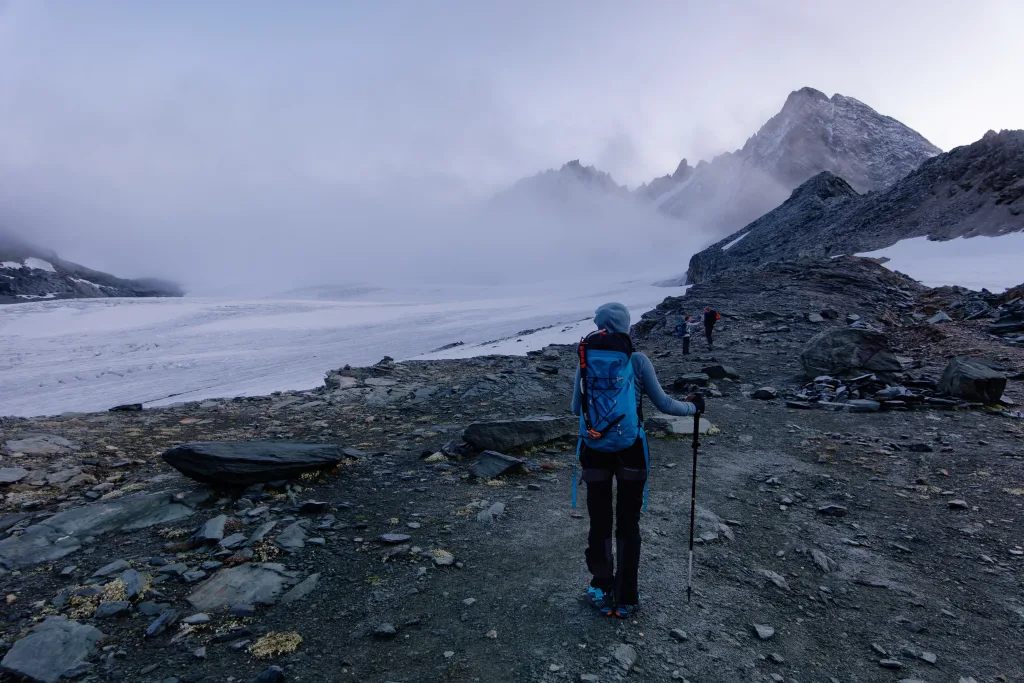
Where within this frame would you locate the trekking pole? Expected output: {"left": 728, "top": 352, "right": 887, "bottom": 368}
{"left": 687, "top": 410, "right": 701, "bottom": 604}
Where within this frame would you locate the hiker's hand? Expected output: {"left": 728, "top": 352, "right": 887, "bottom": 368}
{"left": 687, "top": 395, "right": 706, "bottom": 413}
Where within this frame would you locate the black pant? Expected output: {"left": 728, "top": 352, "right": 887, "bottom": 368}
{"left": 682, "top": 335, "right": 690, "bottom": 354}
{"left": 581, "top": 438, "right": 647, "bottom": 605}
{"left": 705, "top": 325, "right": 714, "bottom": 347}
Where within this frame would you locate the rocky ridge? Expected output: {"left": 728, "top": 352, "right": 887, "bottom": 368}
{"left": 643, "top": 87, "right": 941, "bottom": 237}
{"left": 685, "top": 129, "right": 1024, "bottom": 284}
{"left": 0, "top": 258, "right": 1021, "bottom": 682}
{"left": 0, "top": 233, "right": 183, "bottom": 304}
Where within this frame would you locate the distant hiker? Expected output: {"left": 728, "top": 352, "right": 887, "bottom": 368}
{"left": 703, "top": 307, "right": 720, "bottom": 349}
{"left": 680, "top": 315, "right": 694, "bottom": 355}
{"left": 572, "top": 302, "right": 705, "bottom": 618}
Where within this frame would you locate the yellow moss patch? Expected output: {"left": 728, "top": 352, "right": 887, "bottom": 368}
{"left": 253, "top": 540, "right": 282, "bottom": 562}
{"left": 68, "top": 596, "right": 98, "bottom": 619}
{"left": 101, "top": 482, "right": 145, "bottom": 500}
{"left": 249, "top": 632, "right": 303, "bottom": 659}
{"left": 101, "top": 579, "right": 127, "bottom": 603}
{"left": 159, "top": 527, "right": 191, "bottom": 540}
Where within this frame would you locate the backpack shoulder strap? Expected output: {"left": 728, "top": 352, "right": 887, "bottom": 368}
{"left": 577, "top": 336, "right": 598, "bottom": 439}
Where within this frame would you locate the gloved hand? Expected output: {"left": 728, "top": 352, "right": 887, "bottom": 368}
{"left": 686, "top": 394, "right": 706, "bottom": 414}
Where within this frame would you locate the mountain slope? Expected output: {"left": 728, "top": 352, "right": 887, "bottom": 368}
{"left": 686, "top": 129, "right": 1024, "bottom": 284}
{"left": 648, "top": 87, "right": 941, "bottom": 236}
{"left": 0, "top": 233, "right": 184, "bottom": 303}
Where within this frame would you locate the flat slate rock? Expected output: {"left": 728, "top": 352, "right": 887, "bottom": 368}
{"left": 0, "top": 467, "right": 29, "bottom": 484}
{"left": 0, "top": 492, "right": 197, "bottom": 569}
{"left": 646, "top": 414, "right": 716, "bottom": 436}
{"left": 280, "top": 573, "right": 320, "bottom": 605}
{"left": 0, "top": 616, "right": 103, "bottom": 683}
{"left": 162, "top": 441, "right": 344, "bottom": 486}
{"left": 187, "top": 563, "right": 298, "bottom": 611}
{"left": 93, "top": 601, "right": 131, "bottom": 619}
{"left": 4, "top": 434, "right": 78, "bottom": 455}
{"left": 468, "top": 451, "right": 526, "bottom": 479}
{"left": 462, "top": 416, "right": 575, "bottom": 453}
{"left": 273, "top": 522, "right": 308, "bottom": 552}
{"left": 196, "top": 515, "right": 228, "bottom": 544}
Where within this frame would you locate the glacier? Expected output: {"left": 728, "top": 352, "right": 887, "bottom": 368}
{"left": 0, "top": 278, "right": 685, "bottom": 417}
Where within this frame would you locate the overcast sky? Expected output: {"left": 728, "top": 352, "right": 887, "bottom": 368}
{"left": 0, "top": 0, "right": 1021, "bottom": 290}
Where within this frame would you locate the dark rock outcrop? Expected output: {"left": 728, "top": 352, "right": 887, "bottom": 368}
{"left": 686, "top": 129, "right": 1024, "bottom": 284}
{"left": 162, "top": 442, "right": 344, "bottom": 486}
{"left": 0, "top": 232, "right": 183, "bottom": 304}
{"left": 939, "top": 357, "right": 1007, "bottom": 403}
{"left": 462, "top": 416, "right": 576, "bottom": 453}
{"left": 800, "top": 328, "right": 902, "bottom": 380}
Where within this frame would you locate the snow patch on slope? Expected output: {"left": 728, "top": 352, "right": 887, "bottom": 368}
{"left": 1, "top": 261, "right": 22, "bottom": 270}
{"left": 857, "top": 233, "right": 1024, "bottom": 292}
{"left": 24, "top": 258, "right": 56, "bottom": 273}
{"left": 721, "top": 232, "right": 750, "bottom": 252}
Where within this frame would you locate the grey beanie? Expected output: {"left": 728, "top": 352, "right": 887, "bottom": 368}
{"left": 594, "top": 302, "right": 630, "bottom": 334}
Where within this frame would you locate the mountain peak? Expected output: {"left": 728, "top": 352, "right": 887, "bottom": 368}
{"left": 672, "top": 158, "right": 693, "bottom": 180}
{"left": 789, "top": 171, "right": 859, "bottom": 202}
{"left": 785, "top": 86, "right": 829, "bottom": 106}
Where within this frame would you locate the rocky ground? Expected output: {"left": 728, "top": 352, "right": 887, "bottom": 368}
{"left": 0, "top": 259, "right": 1021, "bottom": 683}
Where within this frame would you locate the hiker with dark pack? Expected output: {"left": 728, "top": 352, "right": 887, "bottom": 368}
{"left": 702, "top": 307, "right": 720, "bottom": 349}
{"left": 572, "top": 302, "right": 705, "bottom": 618}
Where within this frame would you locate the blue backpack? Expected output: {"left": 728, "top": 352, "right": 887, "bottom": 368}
{"left": 576, "top": 330, "right": 640, "bottom": 451}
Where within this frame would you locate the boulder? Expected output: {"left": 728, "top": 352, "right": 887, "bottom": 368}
{"left": 109, "top": 403, "right": 143, "bottom": 412}
{"left": 800, "top": 328, "right": 902, "bottom": 379}
{"left": 927, "top": 311, "right": 953, "bottom": 324}
{"left": 751, "top": 387, "right": 778, "bottom": 400}
{"left": 808, "top": 313, "right": 825, "bottom": 323}
{"left": 701, "top": 365, "right": 740, "bottom": 380}
{"left": 462, "top": 416, "right": 575, "bottom": 453}
{"left": 161, "top": 441, "right": 344, "bottom": 486}
{"left": 468, "top": 451, "right": 526, "bottom": 479}
{"left": 673, "top": 373, "right": 710, "bottom": 390}
{"left": 939, "top": 357, "right": 1006, "bottom": 404}
{"left": 0, "top": 616, "right": 103, "bottom": 683}
{"left": 187, "top": 563, "right": 298, "bottom": 611}
{"left": 846, "top": 399, "right": 881, "bottom": 413}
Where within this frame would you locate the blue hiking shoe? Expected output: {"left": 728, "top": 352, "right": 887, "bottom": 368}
{"left": 586, "top": 587, "right": 615, "bottom": 616}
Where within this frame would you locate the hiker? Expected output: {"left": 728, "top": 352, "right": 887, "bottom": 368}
{"left": 702, "top": 307, "right": 720, "bottom": 349}
{"left": 679, "top": 315, "right": 694, "bottom": 355}
{"left": 572, "top": 302, "right": 706, "bottom": 618}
